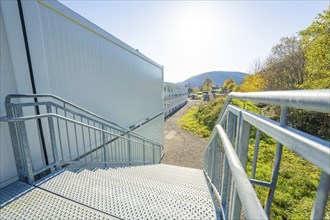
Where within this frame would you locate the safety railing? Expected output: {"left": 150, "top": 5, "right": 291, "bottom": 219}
{"left": 1, "top": 94, "right": 163, "bottom": 183}
{"left": 204, "top": 90, "right": 330, "bottom": 220}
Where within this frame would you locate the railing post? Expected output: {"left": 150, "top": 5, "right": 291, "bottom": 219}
{"left": 152, "top": 144, "right": 155, "bottom": 164}
{"left": 16, "top": 106, "right": 35, "bottom": 183}
{"left": 221, "top": 156, "right": 230, "bottom": 219}
{"left": 102, "top": 125, "right": 107, "bottom": 166}
{"left": 128, "top": 133, "right": 131, "bottom": 166}
{"left": 230, "top": 111, "right": 250, "bottom": 220}
{"left": 265, "top": 106, "right": 288, "bottom": 216}
{"left": 142, "top": 139, "right": 146, "bottom": 164}
{"left": 226, "top": 112, "right": 236, "bottom": 145}
{"left": 46, "top": 104, "right": 59, "bottom": 170}
{"left": 211, "top": 138, "right": 217, "bottom": 183}
{"left": 311, "top": 171, "right": 330, "bottom": 219}
{"left": 251, "top": 129, "right": 260, "bottom": 179}
{"left": 5, "top": 104, "right": 25, "bottom": 181}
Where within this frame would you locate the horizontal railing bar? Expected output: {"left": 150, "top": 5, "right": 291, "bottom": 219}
{"left": 6, "top": 94, "right": 127, "bottom": 128}
{"left": 216, "top": 124, "right": 268, "bottom": 220}
{"left": 217, "top": 90, "right": 330, "bottom": 124}
{"left": 5, "top": 94, "right": 163, "bottom": 147}
{"left": 250, "top": 179, "right": 272, "bottom": 187}
{"left": 0, "top": 114, "right": 160, "bottom": 149}
{"left": 228, "top": 105, "right": 330, "bottom": 174}
{"left": 59, "top": 160, "right": 155, "bottom": 166}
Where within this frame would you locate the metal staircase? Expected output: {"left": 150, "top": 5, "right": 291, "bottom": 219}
{"left": 1, "top": 90, "right": 329, "bottom": 220}
{"left": 1, "top": 164, "right": 216, "bottom": 220}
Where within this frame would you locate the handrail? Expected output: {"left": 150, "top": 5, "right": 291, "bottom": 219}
{"left": 0, "top": 113, "right": 159, "bottom": 149}
{"left": 215, "top": 125, "right": 267, "bottom": 220}
{"left": 227, "top": 104, "right": 330, "bottom": 174}
{"left": 5, "top": 94, "right": 163, "bottom": 147}
{"left": 216, "top": 89, "right": 330, "bottom": 124}
{"left": 204, "top": 89, "right": 330, "bottom": 220}
{"left": 2, "top": 94, "right": 164, "bottom": 184}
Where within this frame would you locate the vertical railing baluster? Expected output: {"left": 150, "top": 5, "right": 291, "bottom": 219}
{"left": 6, "top": 104, "right": 25, "bottom": 180}
{"left": 265, "top": 106, "right": 288, "bottom": 216}
{"left": 311, "top": 171, "right": 330, "bottom": 219}
{"left": 93, "top": 121, "right": 99, "bottom": 161}
{"left": 251, "top": 129, "right": 260, "bottom": 179}
{"left": 128, "top": 133, "right": 131, "bottom": 165}
{"left": 73, "top": 113, "right": 79, "bottom": 159}
{"left": 143, "top": 139, "right": 146, "bottom": 164}
{"left": 81, "top": 116, "right": 86, "bottom": 161}
{"left": 64, "top": 103, "right": 72, "bottom": 161}
{"left": 102, "top": 124, "right": 107, "bottom": 164}
{"left": 153, "top": 144, "right": 155, "bottom": 164}
{"left": 221, "top": 156, "right": 230, "bottom": 219}
{"left": 211, "top": 138, "right": 217, "bottom": 183}
{"left": 55, "top": 107, "right": 64, "bottom": 162}
{"left": 15, "top": 106, "right": 34, "bottom": 183}
{"left": 159, "top": 145, "right": 161, "bottom": 163}
{"left": 231, "top": 111, "right": 251, "bottom": 220}
{"left": 46, "top": 104, "right": 59, "bottom": 169}
{"left": 88, "top": 119, "right": 93, "bottom": 161}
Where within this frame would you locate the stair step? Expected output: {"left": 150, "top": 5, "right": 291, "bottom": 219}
{"left": 0, "top": 181, "right": 117, "bottom": 219}
{"left": 36, "top": 164, "right": 216, "bottom": 219}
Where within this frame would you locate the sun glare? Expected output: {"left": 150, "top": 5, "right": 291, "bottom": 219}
{"left": 174, "top": 5, "right": 218, "bottom": 48}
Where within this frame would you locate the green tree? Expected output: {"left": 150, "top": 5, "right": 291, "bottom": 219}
{"left": 299, "top": 8, "right": 330, "bottom": 89}
{"left": 222, "top": 78, "right": 236, "bottom": 92}
{"left": 192, "top": 87, "right": 201, "bottom": 93}
{"left": 202, "top": 77, "right": 214, "bottom": 91}
{"left": 262, "top": 36, "right": 306, "bottom": 90}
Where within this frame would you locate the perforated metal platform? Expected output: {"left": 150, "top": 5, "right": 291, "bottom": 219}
{"left": 1, "top": 164, "right": 216, "bottom": 220}
{"left": 0, "top": 181, "right": 117, "bottom": 219}
{"left": 37, "top": 164, "right": 216, "bottom": 219}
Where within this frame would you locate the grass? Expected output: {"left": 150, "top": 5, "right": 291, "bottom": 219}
{"left": 178, "top": 98, "right": 330, "bottom": 219}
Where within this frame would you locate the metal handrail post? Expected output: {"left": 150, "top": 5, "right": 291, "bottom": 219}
{"left": 46, "top": 104, "right": 59, "bottom": 170}
{"left": 5, "top": 104, "right": 25, "bottom": 180}
{"left": 152, "top": 144, "right": 155, "bottom": 164}
{"left": 142, "top": 139, "right": 146, "bottom": 164}
{"left": 265, "top": 107, "right": 288, "bottom": 216}
{"left": 251, "top": 129, "right": 260, "bottom": 179}
{"left": 16, "top": 106, "right": 34, "bottom": 183}
{"left": 311, "top": 171, "right": 330, "bottom": 219}
{"left": 210, "top": 139, "right": 216, "bottom": 182}
{"left": 128, "top": 133, "right": 131, "bottom": 165}
{"left": 102, "top": 125, "right": 107, "bottom": 164}
{"left": 231, "top": 110, "right": 251, "bottom": 219}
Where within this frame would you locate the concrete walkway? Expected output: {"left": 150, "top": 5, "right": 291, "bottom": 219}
{"left": 162, "top": 100, "right": 207, "bottom": 169}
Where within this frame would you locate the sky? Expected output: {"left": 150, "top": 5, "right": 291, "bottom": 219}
{"left": 59, "top": 0, "right": 329, "bottom": 83}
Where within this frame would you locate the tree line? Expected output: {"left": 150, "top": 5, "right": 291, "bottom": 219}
{"left": 235, "top": 9, "right": 329, "bottom": 92}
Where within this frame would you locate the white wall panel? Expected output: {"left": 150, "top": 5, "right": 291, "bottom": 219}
{"left": 22, "top": 0, "right": 164, "bottom": 144}
{"left": 0, "top": 9, "right": 18, "bottom": 186}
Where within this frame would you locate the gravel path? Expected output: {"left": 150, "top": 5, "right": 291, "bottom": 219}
{"left": 161, "top": 100, "right": 207, "bottom": 170}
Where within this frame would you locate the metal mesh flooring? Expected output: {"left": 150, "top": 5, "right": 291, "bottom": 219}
{"left": 1, "top": 164, "right": 216, "bottom": 220}
{"left": 0, "top": 181, "right": 117, "bottom": 219}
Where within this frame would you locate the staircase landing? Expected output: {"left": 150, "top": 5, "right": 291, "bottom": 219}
{"left": 1, "top": 164, "right": 216, "bottom": 219}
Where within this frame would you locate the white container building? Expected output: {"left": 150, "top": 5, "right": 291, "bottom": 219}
{"left": 164, "top": 82, "right": 188, "bottom": 117}
{"left": 0, "top": 0, "right": 164, "bottom": 187}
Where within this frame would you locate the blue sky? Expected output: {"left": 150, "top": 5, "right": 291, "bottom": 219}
{"left": 59, "top": 0, "right": 329, "bottom": 83}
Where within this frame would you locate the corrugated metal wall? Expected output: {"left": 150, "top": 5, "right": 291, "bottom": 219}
{"left": 0, "top": 0, "right": 164, "bottom": 186}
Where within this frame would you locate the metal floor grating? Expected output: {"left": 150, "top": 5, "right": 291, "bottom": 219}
{"left": 1, "top": 164, "right": 216, "bottom": 220}
{"left": 38, "top": 164, "right": 216, "bottom": 219}
{"left": 0, "top": 181, "right": 117, "bottom": 219}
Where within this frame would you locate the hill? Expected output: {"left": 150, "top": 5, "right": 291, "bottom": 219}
{"left": 177, "top": 71, "right": 248, "bottom": 87}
